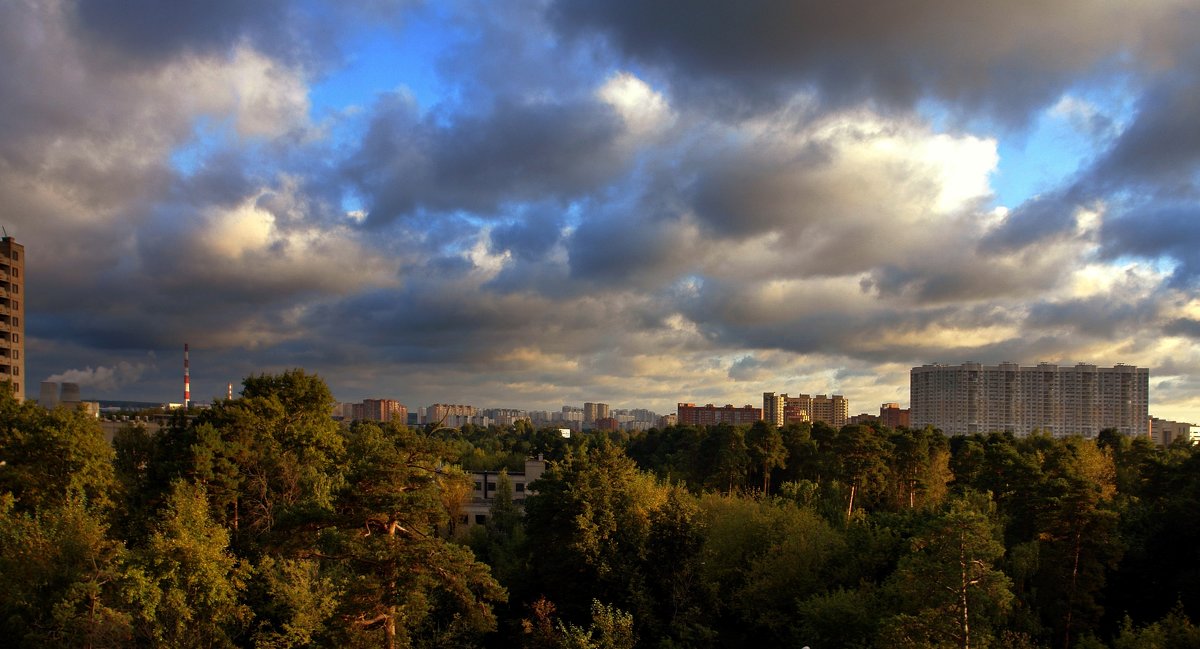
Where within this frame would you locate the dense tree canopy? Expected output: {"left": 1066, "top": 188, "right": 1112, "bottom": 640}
{"left": 3, "top": 376, "right": 1200, "bottom": 648}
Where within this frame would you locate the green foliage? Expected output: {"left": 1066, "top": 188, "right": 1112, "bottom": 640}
{"left": 138, "top": 480, "right": 251, "bottom": 647}
{"left": 523, "top": 443, "right": 666, "bottom": 627}
{"left": 9, "top": 371, "right": 1200, "bottom": 648}
{"left": 795, "top": 587, "right": 879, "bottom": 649}
{"left": 249, "top": 556, "right": 340, "bottom": 649}
{"left": 556, "top": 600, "right": 637, "bottom": 649}
{"left": 880, "top": 493, "right": 1013, "bottom": 649}
{"left": 0, "top": 494, "right": 147, "bottom": 647}
{"left": 1111, "top": 606, "right": 1200, "bottom": 649}
{"left": 0, "top": 392, "right": 117, "bottom": 513}
{"left": 697, "top": 493, "right": 846, "bottom": 642}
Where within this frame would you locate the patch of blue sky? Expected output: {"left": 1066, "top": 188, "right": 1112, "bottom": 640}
{"left": 309, "top": 8, "right": 457, "bottom": 120}
{"left": 168, "top": 116, "right": 234, "bottom": 176}
{"left": 989, "top": 110, "right": 1096, "bottom": 207}
{"left": 917, "top": 80, "right": 1138, "bottom": 210}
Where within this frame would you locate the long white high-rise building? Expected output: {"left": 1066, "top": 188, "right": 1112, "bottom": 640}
{"left": 910, "top": 362, "right": 1149, "bottom": 437}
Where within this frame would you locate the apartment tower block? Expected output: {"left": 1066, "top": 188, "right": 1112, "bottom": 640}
{"left": 910, "top": 362, "right": 1149, "bottom": 437}
{"left": 0, "top": 237, "right": 23, "bottom": 401}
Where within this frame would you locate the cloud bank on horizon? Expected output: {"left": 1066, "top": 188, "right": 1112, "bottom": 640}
{"left": 7, "top": 0, "right": 1200, "bottom": 421}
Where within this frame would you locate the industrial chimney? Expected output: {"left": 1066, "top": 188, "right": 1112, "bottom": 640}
{"left": 183, "top": 343, "right": 190, "bottom": 410}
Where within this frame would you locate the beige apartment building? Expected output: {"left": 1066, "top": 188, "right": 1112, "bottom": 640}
{"left": 762, "top": 392, "right": 849, "bottom": 428}
{"left": 1150, "top": 417, "right": 1194, "bottom": 447}
{"left": 910, "top": 362, "right": 1149, "bottom": 437}
{"left": 0, "top": 238, "right": 23, "bottom": 401}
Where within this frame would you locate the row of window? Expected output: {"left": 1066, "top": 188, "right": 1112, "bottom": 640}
{"left": 473, "top": 481, "right": 526, "bottom": 492}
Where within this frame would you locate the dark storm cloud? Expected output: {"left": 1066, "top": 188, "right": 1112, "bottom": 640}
{"left": 1163, "top": 318, "right": 1200, "bottom": 340}
{"left": 548, "top": 0, "right": 1188, "bottom": 121}
{"left": 688, "top": 142, "right": 834, "bottom": 238}
{"left": 1088, "top": 67, "right": 1200, "bottom": 193}
{"left": 1025, "top": 294, "right": 1158, "bottom": 339}
{"left": 73, "top": 0, "right": 292, "bottom": 60}
{"left": 343, "top": 94, "right": 628, "bottom": 226}
{"left": 304, "top": 277, "right": 642, "bottom": 368}
{"left": 1100, "top": 205, "right": 1200, "bottom": 287}
{"left": 867, "top": 245, "right": 1067, "bottom": 306}
{"left": 981, "top": 189, "right": 1087, "bottom": 252}
{"left": 489, "top": 207, "right": 564, "bottom": 262}
{"left": 69, "top": 0, "right": 418, "bottom": 71}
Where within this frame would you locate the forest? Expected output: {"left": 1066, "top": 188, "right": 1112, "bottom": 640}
{"left": 2, "top": 369, "right": 1200, "bottom": 648}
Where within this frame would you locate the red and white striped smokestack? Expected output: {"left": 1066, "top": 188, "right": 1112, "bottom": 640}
{"left": 183, "top": 343, "right": 190, "bottom": 409}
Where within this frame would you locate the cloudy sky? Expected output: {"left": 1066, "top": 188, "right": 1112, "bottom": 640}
{"left": 7, "top": 0, "right": 1200, "bottom": 421}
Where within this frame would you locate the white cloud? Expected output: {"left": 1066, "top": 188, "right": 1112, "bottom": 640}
{"left": 597, "top": 71, "right": 674, "bottom": 138}
{"left": 177, "top": 47, "right": 312, "bottom": 139}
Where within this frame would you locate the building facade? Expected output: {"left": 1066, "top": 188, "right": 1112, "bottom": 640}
{"left": 459, "top": 457, "right": 547, "bottom": 529}
{"left": 910, "top": 362, "right": 1149, "bottom": 437}
{"left": 583, "top": 402, "right": 610, "bottom": 425}
{"left": 880, "top": 402, "right": 911, "bottom": 429}
{"left": 763, "top": 392, "right": 847, "bottom": 428}
{"left": 359, "top": 399, "right": 407, "bottom": 423}
{"left": 763, "top": 392, "right": 785, "bottom": 426}
{"left": 1150, "top": 417, "right": 1194, "bottom": 447}
{"left": 0, "top": 237, "right": 23, "bottom": 401}
{"left": 677, "top": 403, "right": 762, "bottom": 427}
{"left": 425, "top": 403, "right": 478, "bottom": 428}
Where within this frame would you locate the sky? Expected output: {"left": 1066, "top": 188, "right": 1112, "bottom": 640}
{"left": 6, "top": 0, "right": 1200, "bottom": 422}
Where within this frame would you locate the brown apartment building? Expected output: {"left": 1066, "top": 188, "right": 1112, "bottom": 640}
{"left": 677, "top": 403, "right": 762, "bottom": 427}
{"left": 0, "top": 237, "right": 24, "bottom": 401}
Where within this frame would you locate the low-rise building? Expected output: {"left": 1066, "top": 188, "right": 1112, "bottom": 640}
{"left": 1150, "top": 417, "right": 1194, "bottom": 446}
{"left": 458, "top": 457, "right": 547, "bottom": 529}
{"left": 880, "top": 402, "right": 911, "bottom": 429}
{"left": 677, "top": 403, "right": 762, "bottom": 427}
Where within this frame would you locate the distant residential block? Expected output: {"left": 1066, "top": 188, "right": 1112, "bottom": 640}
{"left": 910, "top": 362, "right": 1149, "bottom": 437}
{"left": 0, "top": 237, "right": 24, "bottom": 401}
{"left": 677, "top": 402, "right": 762, "bottom": 427}
{"left": 338, "top": 398, "right": 407, "bottom": 423}
{"left": 880, "top": 402, "right": 910, "bottom": 429}
{"left": 425, "top": 403, "right": 478, "bottom": 428}
{"left": 1150, "top": 416, "right": 1194, "bottom": 446}
{"left": 762, "top": 392, "right": 848, "bottom": 428}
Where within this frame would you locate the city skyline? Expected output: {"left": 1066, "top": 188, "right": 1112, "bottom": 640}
{"left": 6, "top": 2, "right": 1200, "bottom": 423}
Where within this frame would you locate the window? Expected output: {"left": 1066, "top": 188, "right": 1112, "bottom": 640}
{"left": 474, "top": 481, "right": 482, "bottom": 491}
{"left": 11, "top": 367, "right": 16, "bottom": 376}
{"left": 515, "top": 483, "right": 525, "bottom": 492}
{"left": 459, "top": 515, "right": 468, "bottom": 524}
{"left": 11, "top": 285, "right": 17, "bottom": 294}
{"left": 11, "top": 334, "right": 17, "bottom": 343}
{"left": 11, "top": 268, "right": 16, "bottom": 278}
{"left": 11, "top": 301, "right": 17, "bottom": 311}
{"left": 11, "top": 350, "right": 16, "bottom": 360}
{"left": 475, "top": 514, "right": 487, "bottom": 525}
{"left": 11, "top": 252, "right": 17, "bottom": 261}
{"left": 12, "top": 317, "right": 17, "bottom": 327}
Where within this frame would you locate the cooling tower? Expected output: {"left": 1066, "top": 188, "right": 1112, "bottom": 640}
{"left": 60, "top": 382, "right": 81, "bottom": 404}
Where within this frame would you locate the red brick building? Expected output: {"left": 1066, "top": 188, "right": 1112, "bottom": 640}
{"left": 677, "top": 403, "right": 762, "bottom": 427}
